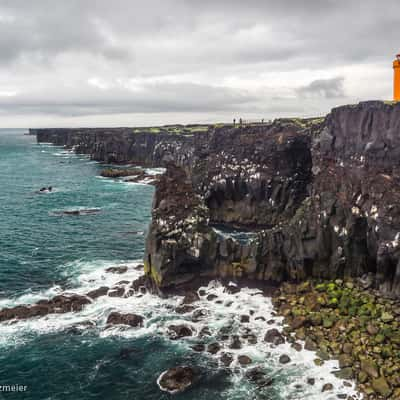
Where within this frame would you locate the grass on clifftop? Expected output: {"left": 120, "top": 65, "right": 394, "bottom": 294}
{"left": 132, "top": 125, "right": 210, "bottom": 135}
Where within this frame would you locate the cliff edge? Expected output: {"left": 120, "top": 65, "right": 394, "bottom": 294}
{"left": 33, "top": 101, "right": 400, "bottom": 297}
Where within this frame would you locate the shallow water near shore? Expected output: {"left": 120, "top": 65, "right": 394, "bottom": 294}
{"left": 0, "top": 129, "right": 361, "bottom": 399}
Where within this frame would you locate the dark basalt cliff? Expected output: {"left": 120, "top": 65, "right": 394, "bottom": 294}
{"left": 32, "top": 101, "right": 400, "bottom": 297}
{"left": 33, "top": 127, "right": 195, "bottom": 165}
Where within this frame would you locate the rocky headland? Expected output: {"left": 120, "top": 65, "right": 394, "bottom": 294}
{"left": 30, "top": 101, "right": 400, "bottom": 398}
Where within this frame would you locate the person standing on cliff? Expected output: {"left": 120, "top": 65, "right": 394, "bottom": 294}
{"left": 233, "top": 118, "right": 236, "bottom": 126}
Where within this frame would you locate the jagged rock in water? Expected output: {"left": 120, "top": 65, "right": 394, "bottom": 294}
{"left": 157, "top": 366, "right": 198, "bottom": 394}
{"left": 86, "top": 286, "right": 109, "bottom": 299}
{"left": 106, "top": 312, "right": 144, "bottom": 327}
{"left": 0, "top": 294, "right": 92, "bottom": 322}
{"left": 167, "top": 324, "right": 193, "bottom": 339}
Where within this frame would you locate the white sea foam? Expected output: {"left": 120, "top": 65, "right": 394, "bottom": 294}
{"left": 0, "top": 262, "right": 362, "bottom": 399}
{"left": 145, "top": 167, "right": 166, "bottom": 175}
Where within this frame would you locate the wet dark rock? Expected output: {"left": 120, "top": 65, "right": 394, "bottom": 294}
{"left": 168, "top": 325, "right": 193, "bottom": 339}
{"left": 238, "top": 355, "right": 252, "bottom": 365}
{"left": 218, "top": 325, "right": 233, "bottom": 336}
{"left": 106, "top": 312, "right": 144, "bottom": 327}
{"left": 206, "top": 294, "right": 218, "bottom": 301}
{"left": 0, "top": 293, "right": 92, "bottom": 323}
{"left": 181, "top": 292, "right": 200, "bottom": 305}
{"left": 191, "top": 343, "right": 205, "bottom": 352}
{"left": 220, "top": 352, "right": 234, "bottom": 367}
{"left": 279, "top": 354, "right": 291, "bottom": 364}
{"left": 240, "top": 315, "right": 250, "bottom": 323}
{"left": 322, "top": 383, "right": 333, "bottom": 392}
{"left": 291, "top": 342, "right": 302, "bottom": 352}
{"left": 245, "top": 367, "right": 273, "bottom": 388}
{"left": 115, "top": 280, "right": 130, "bottom": 285}
{"left": 264, "top": 329, "right": 285, "bottom": 345}
{"left": 307, "top": 378, "right": 315, "bottom": 385}
{"left": 158, "top": 366, "right": 197, "bottom": 394}
{"left": 86, "top": 286, "right": 109, "bottom": 299}
{"left": 105, "top": 265, "right": 128, "bottom": 274}
{"left": 229, "top": 336, "right": 242, "bottom": 349}
{"left": 225, "top": 285, "right": 241, "bottom": 294}
{"left": 107, "top": 287, "right": 125, "bottom": 297}
{"left": 247, "top": 334, "right": 258, "bottom": 344}
{"left": 175, "top": 305, "right": 195, "bottom": 314}
{"left": 191, "top": 309, "right": 208, "bottom": 322}
{"left": 199, "top": 326, "right": 211, "bottom": 337}
{"left": 255, "top": 316, "right": 266, "bottom": 322}
{"left": 207, "top": 342, "right": 221, "bottom": 354}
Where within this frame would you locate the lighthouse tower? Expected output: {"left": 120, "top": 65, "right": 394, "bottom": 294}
{"left": 393, "top": 54, "right": 400, "bottom": 101}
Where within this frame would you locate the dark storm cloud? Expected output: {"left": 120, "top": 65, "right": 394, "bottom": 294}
{"left": 0, "top": 0, "right": 397, "bottom": 123}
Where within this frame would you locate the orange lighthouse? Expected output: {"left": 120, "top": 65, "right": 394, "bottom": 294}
{"left": 394, "top": 54, "right": 400, "bottom": 101}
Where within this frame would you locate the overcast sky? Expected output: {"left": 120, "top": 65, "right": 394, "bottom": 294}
{"left": 0, "top": 0, "right": 398, "bottom": 127}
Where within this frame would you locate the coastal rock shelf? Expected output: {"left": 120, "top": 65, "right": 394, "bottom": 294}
{"left": 33, "top": 101, "right": 400, "bottom": 297}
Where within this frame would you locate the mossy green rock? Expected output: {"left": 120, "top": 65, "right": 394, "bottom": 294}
{"left": 381, "top": 312, "right": 394, "bottom": 323}
{"left": 372, "top": 376, "right": 392, "bottom": 397}
{"left": 322, "top": 316, "right": 334, "bottom": 328}
{"left": 358, "top": 371, "right": 368, "bottom": 383}
{"left": 333, "top": 367, "right": 353, "bottom": 380}
{"left": 338, "top": 354, "right": 353, "bottom": 368}
{"left": 309, "top": 313, "right": 322, "bottom": 326}
{"left": 361, "top": 358, "right": 379, "bottom": 378}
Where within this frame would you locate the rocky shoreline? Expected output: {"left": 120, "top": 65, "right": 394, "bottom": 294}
{"left": 272, "top": 278, "right": 400, "bottom": 399}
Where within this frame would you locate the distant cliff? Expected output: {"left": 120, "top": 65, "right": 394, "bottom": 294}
{"left": 32, "top": 101, "right": 400, "bottom": 297}
{"left": 32, "top": 126, "right": 199, "bottom": 166}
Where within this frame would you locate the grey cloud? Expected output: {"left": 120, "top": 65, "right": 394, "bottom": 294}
{"left": 296, "top": 77, "right": 345, "bottom": 99}
{"left": 0, "top": 82, "right": 256, "bottom": 116}
{"left": 0, "top": 0, "right": 397, "bottom": 125}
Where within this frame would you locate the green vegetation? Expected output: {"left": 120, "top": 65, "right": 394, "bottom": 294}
{"left": 132, "top": 124, "right": 210, "bottom": 135}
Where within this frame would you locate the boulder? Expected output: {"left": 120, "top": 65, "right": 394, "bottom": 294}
{"left": 106, "top": 312, "right": 144, "bottom": 327}
{"left": 220, "top": 352, "right": 233, "bottom": 366}
{"left": 229, "top": 336, "right": 242, "bottom": 349}
{"left": 264, "top": 329, "right": 285, "bottom": 345}
{"left": 158, "top": 366, "right": 197, "bottom": 394}
{"left": 238, "top": 355, "right": 252, "bottom": 365}
{"left": 86, "top": 286, "right": 109, "bottom": 299}
{"left": 372, "top": 376, "right": 392, "bottom": 398}
{"left": 168, "top": 325, "right": 193, "bottom": 339}
{"left": 321, "top": 383, "right": 333, "bottom": 392}
{"left": 105, "top": 266, "right": 128, "bottom": 274}
{"left": 245, "top": 367, "right": 273, "bottom": 387}
{"left": 279, "top": 354, "right": 291, "bottom": 364}
{"left": 361, "top": 358, "right": 379, "bottom": 378}
{"left": 181, "top": 292, "right": 200, "bottom": 304}
{"left": 207, "top": 342, "right": 221, "bottom": 354}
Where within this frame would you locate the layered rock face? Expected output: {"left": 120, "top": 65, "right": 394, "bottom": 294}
{"left": 33, "top": 101, "right": 400, "bottom": 297}
{"left": 145, "top": 120, "right": 316, "bottom": 286}
{"left": 33, "top": 127, "right": 194, "bottom": 165}
{"left": 145, "top": 101, "right": 400, "bottom": 297}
